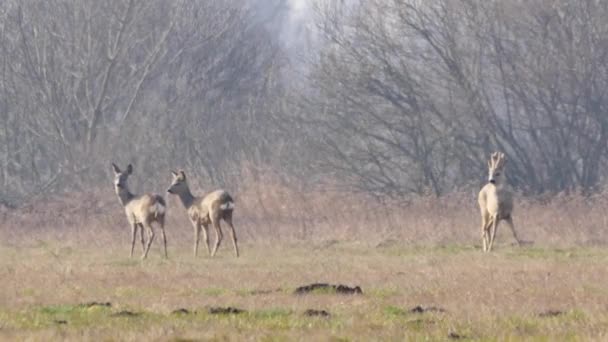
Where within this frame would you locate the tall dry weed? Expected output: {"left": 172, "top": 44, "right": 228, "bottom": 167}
{"left": 2, "top": 172, "right": 608, "bottom": 248}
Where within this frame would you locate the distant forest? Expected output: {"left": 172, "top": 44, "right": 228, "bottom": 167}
{"left": 2, "top": 0, "right": 608, "bottom": 205}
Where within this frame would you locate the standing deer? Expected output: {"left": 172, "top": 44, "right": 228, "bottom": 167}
{"left": 478, "top": 152, "right": 521, "bottom": 252}
{"left": 166, "top": 170, "right": 239, "bottom": 258}
{"left": 112, "top": 163, "right": 168, "bottom": 259}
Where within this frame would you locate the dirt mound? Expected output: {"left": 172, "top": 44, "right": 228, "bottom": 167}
{"left": 294, "top": 283, "right": 362, "bottom": 295}
{"left": 538, "top": 310, "right": 565, "bottom": 317}
{"left": 208, "top": 307, "right": 245, "bottom": 315}
{"left": 448, "top": 332, "right": 465, "bottom": 339}
{"left": 111, "top": 310, "right": 140, "bottom": 317}
{"left": 409, "top": 305, "right": 446, "bottom": 314}
{"left": 248, "top": 288, "right": 283, "bottom": 295}
{"left": 171, "top": 308, "right": 191, "bottom": 315}
{"left": 79, "top": 301, "right": 111, "bottom": 308}
{"left": 304, "top": 309, "right": 330, "bottom": 317}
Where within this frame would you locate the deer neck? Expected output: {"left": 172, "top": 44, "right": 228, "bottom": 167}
{"left": 116, "top": 187, "right": 135, "bottom": 206}
{"left": 176, "top": 186, "right": 195, "bottom": 209}
{"left": 493, "top": 180, "right": 508, "bottom": 191}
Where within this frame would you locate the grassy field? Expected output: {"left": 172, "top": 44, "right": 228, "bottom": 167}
{"left": 1, "top": 240, "right": 607, "bottom": 341}
{"left": 2, "top": 188, "right": 608, "bottom": 340}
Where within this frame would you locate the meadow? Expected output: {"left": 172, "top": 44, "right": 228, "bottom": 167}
{"left": 1, "top": 185, "right": 608, "bottom": 341}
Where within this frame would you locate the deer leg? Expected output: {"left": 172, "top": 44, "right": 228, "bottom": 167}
{"left": 481, "top": 212, "right": 492, "bottom": 252}
{"left": 159, "top": 218, "right": 168, "bottom": 259}
{"left": 488, "top": 217, "right": 500, "bottom": 252}
{"left": 505, "top": 216, "right": 521, "bottom": 246}
{"left": 142, "top": 223, "right": 155, "bottom": 260}
{"left": 201, "top": 222, "right": 211, "bottom": 256}
{"left": 480, "top": 214, "right": 488, "bottom": 252}
{"left": 224, "top": 214, "right": 239, "bottom": 258}
{"left": 192, "top": 221, "right": 201, "bottom": 257}
{"left": 482, "top": 229, "right": 488, "bottom": 253}
{"left": 139, "top": 224, "right": 146, "bottom": 253}
{"left": 130, "top": 223, "right": 138, "bottom": 258}
{"left": 211, "top": 218, "right": 223, "bottom": 257}
{"left": 485, "top": 218, "right": 493, "bottom": 252}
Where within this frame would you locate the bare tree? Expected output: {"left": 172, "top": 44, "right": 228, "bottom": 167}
{"left": 296, "top": 0, "right": 608, "bottom": 197}
{"left": 0, "top": 0, "right": 289, "bottom": 205}
{"left": 5, "top": 0, "right": 608, "bottom": 205}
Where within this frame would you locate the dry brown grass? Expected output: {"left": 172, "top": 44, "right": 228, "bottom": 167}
{"left": 3, "top": 178, "right": 608, "bottom": 248}
{"left": 0, "top": 242, "right": 607, "bottom": 340}
{"left": 1, "top": 180, "right": 608, "bottom": 340}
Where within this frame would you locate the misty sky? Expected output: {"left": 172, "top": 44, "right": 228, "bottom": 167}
{"left": 284, "top": 0, "right": 313, "bottom": 50}
{"left": 287, "top": 0, "right": 310, "bottom": 29}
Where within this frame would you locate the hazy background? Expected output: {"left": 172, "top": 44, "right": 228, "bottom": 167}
{"left": 2, "top": 0, "right": 608, "bottom": 207}
{"left": 1, "top": 4, "right": 607, "bottom": 340}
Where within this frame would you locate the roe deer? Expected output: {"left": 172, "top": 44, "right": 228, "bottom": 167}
{"left": 478, "top": 152, "right": 521, "bottom": 252}
{"left": 112, "top": 163, "right": 168, "bottom": 259}
{"left": 166, "top": 170, "right": 239, "bottom": 258}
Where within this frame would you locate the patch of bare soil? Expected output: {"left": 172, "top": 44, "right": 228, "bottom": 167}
{"left": 304, "top": 309, "right": 330, "bottom": 317}
{"left": 538, "top": 310, "right": 565, "bottom": 317}
{"left": 171, "top": 308, "right": 191, "bottom": 315}
{"left": 448, "top": 332, "right": 466, "bottom": 339}
{"left": 249, "top": 288, "right": 283, "bottom": 295}
{"left": 79, "top": 301, "right": 111, "bottom": 308}
{"left": 294, "top": 283, "right": 362, "bottom": 295}
{"left": 207, "top": 307, "right": 245, "bottom": 315}
{"left": 111, "top": 310, "right": 140, "bottom": 317}
{"left": 409, "top": 305, "right": 447, "bottom": 314}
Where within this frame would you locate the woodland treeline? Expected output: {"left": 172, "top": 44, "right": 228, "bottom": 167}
{"left": 1, "top": 0, "right": 608, "bottom": 206}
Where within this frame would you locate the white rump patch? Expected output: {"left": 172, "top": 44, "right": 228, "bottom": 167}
{"left": 150, "top": 202, "right": 166, "bottom": 214}
{"left": 220, "top": 201, "right": 235, "bottom": 210}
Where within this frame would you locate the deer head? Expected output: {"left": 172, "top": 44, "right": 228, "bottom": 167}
{"left": 487, "top": 152, "right": 506, "bottom": 185}
{"left": 167, "top": 170, "right": 188, "bottom": 194}
{"left": 112, "top": 163, "right": 133, "bottom": 192}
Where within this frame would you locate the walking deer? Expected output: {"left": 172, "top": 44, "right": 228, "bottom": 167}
{"left": 166, "top": 170, "right": 239, "bottom": 258}
{"left": 478, "top": 152, "right": 521, "bottom": 252}
{"left": 112, "top": 163, "right": 168, "bottom": 259}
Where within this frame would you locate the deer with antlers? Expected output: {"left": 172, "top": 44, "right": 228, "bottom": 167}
{"left": 478, "top": 152, "right": 521, "bottom": 252}
{"left": 112, "top": 163, "right": 168, "bottom": 259}
{"left": 166, "top": 170, "right": 239, "bottom": 258}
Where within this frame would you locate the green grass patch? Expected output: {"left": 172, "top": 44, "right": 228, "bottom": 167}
{"left": 39, "top": 304, "right": 85, "bottom": 315}
{"left": 0, "top": 303, "right": 115, "bottom": 329}
{"left": 2, "top": 243, "right": 607, "bottom": 340}
{"left": 403, "top": 317, "right": 437, "bottom": 332}
{"left": 250, "top": 308, "right": 292, "bottom": 319}
{"left": 245, "top": 309, "right": 296, "bottom": 330}
{"left": 384, "top": 305, "right": 408, "bottom": 317}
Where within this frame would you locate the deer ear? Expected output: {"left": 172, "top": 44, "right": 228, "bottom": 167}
{"left": 112, "top": 163, "right": 121, "bottom": 174}
{"left": 126, "top": 164, "right": 133, "bottom": 175}
{"left": 178, "top": 170, "right": 186, "bottom": 180}
{"left": 171, "top": 170, "right": 178, "bottom": 177}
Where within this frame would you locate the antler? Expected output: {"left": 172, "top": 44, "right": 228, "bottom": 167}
{"left": 490, "top": 152, "right": 506, "bottom": 169}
